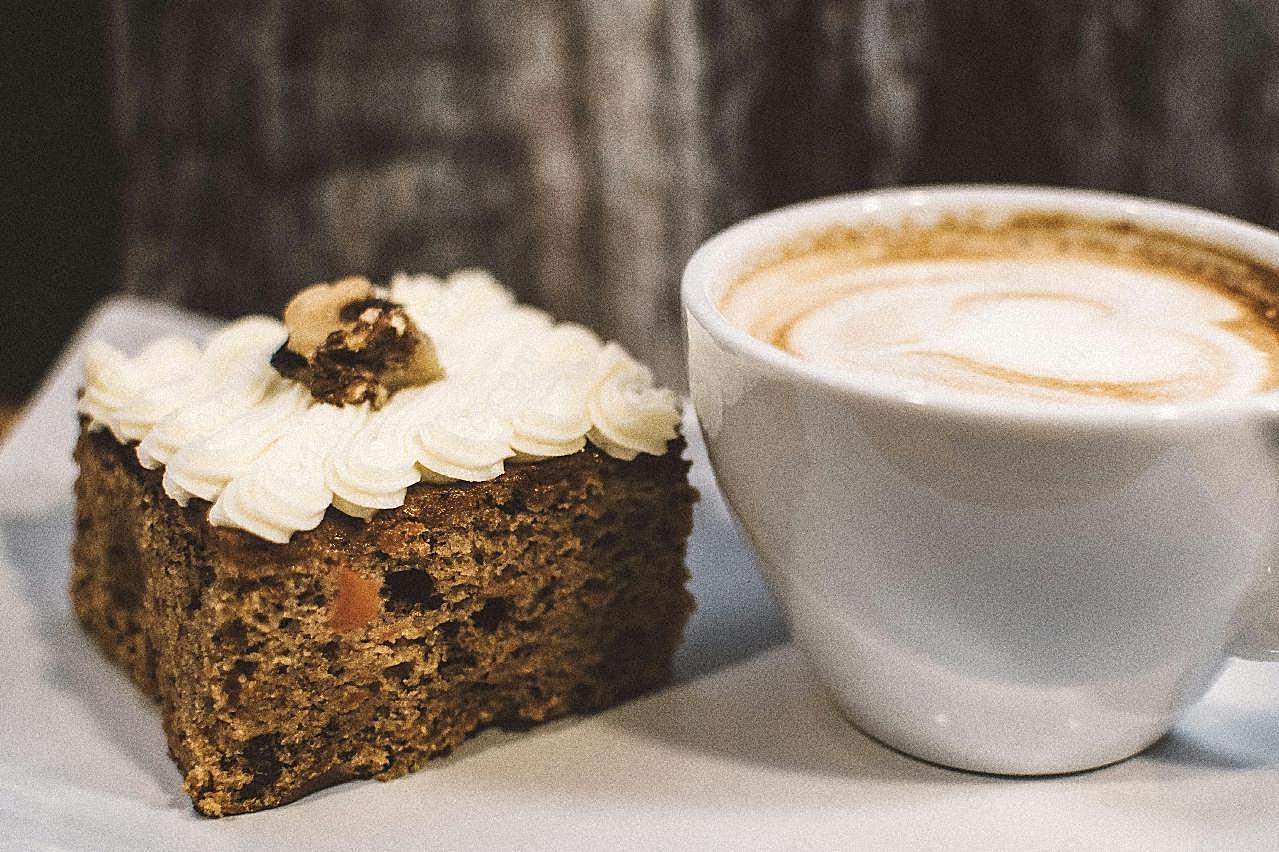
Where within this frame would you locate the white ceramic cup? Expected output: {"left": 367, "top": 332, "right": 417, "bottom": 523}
{"left": 682, "top": 185, "right": 1279, "bottom": 775}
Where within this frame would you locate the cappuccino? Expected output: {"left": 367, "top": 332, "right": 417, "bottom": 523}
{"left": 718, "top": 213, "right": 1279, "bottom": 405}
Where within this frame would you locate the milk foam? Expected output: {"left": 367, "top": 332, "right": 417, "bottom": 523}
{"left": 721, "top": 256, "right": 1279, "bottom": 405}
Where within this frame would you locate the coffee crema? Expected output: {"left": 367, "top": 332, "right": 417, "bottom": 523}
{"left": 718, "top": 213, "right": 1279, "bottom": 405}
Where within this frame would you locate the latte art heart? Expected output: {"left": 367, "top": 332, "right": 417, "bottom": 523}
{"left": 778, "top": 260, "right": 1268, "bottom": 403}
{"left": 719, "top": 219, "right": 1279, "bottom": 406}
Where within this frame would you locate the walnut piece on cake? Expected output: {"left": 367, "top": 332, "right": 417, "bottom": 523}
{"left": 271, "top": 277, "right": 443, "bottom": 407}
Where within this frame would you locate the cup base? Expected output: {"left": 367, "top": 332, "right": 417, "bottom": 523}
{"left": 829, "top": 696, "right": 1169, "bottom": 777}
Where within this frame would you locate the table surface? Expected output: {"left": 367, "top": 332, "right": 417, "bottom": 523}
{"left": 2, "top": 298, "right": 1278, "bottom": 850}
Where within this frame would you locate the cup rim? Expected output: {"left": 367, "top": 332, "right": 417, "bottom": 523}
{"left": 681, "top": 183, "right": 1279, "bottom": 429}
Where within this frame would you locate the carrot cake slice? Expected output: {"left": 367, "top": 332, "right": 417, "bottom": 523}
{"left": 70, "top": 271, "right": 695, "bottom": 816}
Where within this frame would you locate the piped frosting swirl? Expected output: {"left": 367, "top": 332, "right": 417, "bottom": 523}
{"left": 79, "top": 271, "right": 682, "bottom": 543}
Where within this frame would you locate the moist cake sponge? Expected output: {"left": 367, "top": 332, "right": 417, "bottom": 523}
{"left": 71, "top": 427, "right": 695, "bottom": 816}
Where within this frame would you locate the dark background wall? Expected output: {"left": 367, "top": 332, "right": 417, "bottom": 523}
{"left": 5, "top": 1, "right": 1279, "bottom": 399}
{"left": 4, "top": 4, "right": 117, "bottom": 403}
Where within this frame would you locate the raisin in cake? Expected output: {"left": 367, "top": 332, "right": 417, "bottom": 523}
{"left": 70, "top": 271, "right": 695, "bottom": 816}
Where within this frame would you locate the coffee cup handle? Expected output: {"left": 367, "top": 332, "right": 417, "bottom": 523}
{"left": 1229, "top": 566, "right": 1279, "bottom": 661}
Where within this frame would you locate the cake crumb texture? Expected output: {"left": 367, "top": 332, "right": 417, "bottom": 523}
{"left": 71, "top": 428, "right": 695, "bottom": 816}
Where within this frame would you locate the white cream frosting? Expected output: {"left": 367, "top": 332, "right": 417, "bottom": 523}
{"left": 79, "top": 270, "right": 681, "bottom": 543}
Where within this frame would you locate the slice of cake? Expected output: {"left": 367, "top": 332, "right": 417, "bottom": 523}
{"left": 70, "top": 271, "right": 695, "bottom": 816}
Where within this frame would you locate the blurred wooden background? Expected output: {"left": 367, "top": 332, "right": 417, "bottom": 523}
{"left": 5, "top": 0, "right": 1279, "bottom": 399}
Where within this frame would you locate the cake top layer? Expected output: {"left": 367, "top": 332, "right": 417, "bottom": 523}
{"left": 79, "top": 270, "right": 682, "bottom": 543}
